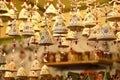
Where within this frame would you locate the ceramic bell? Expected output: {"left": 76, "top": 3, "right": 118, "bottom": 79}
{"left": 82, "top": 28, "right": 90, "bottom": 37}
{"left": 17, "top": 66, "right": 27, "bottom": 80}
{"left": 45, "top": 4, "right": 57, "bottom": 16}
{"left": 8, "top": 9, "right": 17, "bottom": 20}
{"left": 52, "top": 14, "right": 67, "bottom": 34}
{"left": 18, "top": 2, "right": 30, "bottom": 20}
{"left": 8, "top": 19, "right": 20, "bottom": 36}
{"left": 8, "top": 61, "right": 17, "bottom": 72}
{"left": 39, "top": 27, "right": 54, "bottom": 46}
{"left": 22, "top": 18, "right": 35, "bottom": 36}
{"left": 28, "top": 71, "right": 38, "bottom": 80}
{"left": 4, "top": 71, "right": 15, "bottom": 80}
{"left": 109, "top": 22, "right": 120, "bottom": 32}
{"left": 0, "top": 0, "right": 9, "bottom": 13}
{"left": 8, "top": 2, "right": 17, "bottom": 20}
{"left": 67, "top": 12, "right": 84, "bottom": 31}
{"left": 0, "top": 13, "right": 13, "bottom": 21}
{"left": 88, "top": 24, "right": 100, "bottom": 41}
{"left": 66, "top": 30, "right": 77, "bottom": 40}
{"left": 84, "top": 12, "right": 96, "bottom": 28}
{"left": 32, "top": 5, "right": 41, "bottom": 23}
{"left": 0, "top": 64, "right": 10, "bottom": 72}
{"left": 40, "top": 65, "right": 50, "bottom": 75}
{"left": 107, "top": 1, "right": 120, "bottom": 21}
{"left": 97, "top": 23, "right": 116, "bottom": 41}
{"left": 31, "top": 59, "right": 41, "bottom": 71}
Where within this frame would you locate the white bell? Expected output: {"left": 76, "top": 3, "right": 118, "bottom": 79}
{"left": 107, "top": 2, "right": 120, "bottom": 21}
{"left": 30, "top": 59, "right": 41, "bottom": 71}
{"left": 67, "top": 12, "right": 84, "bottom": 31}
{"left": 40, "top": 65, "right": 50, "bottom": 75}
{"left": 0, "top": 0, "right": 9, "bottom": 13}
{"left": 8, "top": 20, "right": 20, "bottom": 36}
{"left": 45, "top": 4, "right": 57, "bottom": 16}
{"left": 52, "top": 14, "right": 67, "bottom": 34}
{"left": 32, "top": 5, "right": 41, "bottom": 23}
{"left": 22, "top": 18, "right": 35, "bottom": 36}
{"left": 8, "top": 61, "right": 17, "bottom": 72}
{"left": 0, "top": 64, "right": 9, "bottom": 71}
{"left": 82, "top": 28, "right": 90, "bottom": 36}
{"left": 17, "top": 66, "right": 27, "bottom": 77}
{"left": 39, "top": 27, "right": 54, "bottom": 46}
{"left": 66, "top": 30, "right": 77, "bottom": 40}
{"left": 4, "top": 71, "right": 15, "bottom": 79}
{"left": 84, "top": 12, "right": 96, "bottom": 28}
{"left": 19, "top": 2, "right": 30, "bottom": 20}
{"left": 97, "top": 23, "right": 116, "bottom": 41}
{"left": 88, "top": 24, "right": 100, "bottom": 41}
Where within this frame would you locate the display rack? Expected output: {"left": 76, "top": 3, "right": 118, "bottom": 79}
{"left": 43, "top": 59, "right": 116, "bottom": 67}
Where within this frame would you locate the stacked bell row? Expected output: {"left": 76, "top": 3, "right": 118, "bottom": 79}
{"left": 0, "top": 0, "right": 119, "bottom": 48}
{"left": 0, "top": 51, "right": 51, "bottom": 80}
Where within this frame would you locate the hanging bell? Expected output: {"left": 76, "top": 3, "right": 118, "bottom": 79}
{"left": 52, "top": 14, "right": 67, "bottom": 34}
{"left": 88, "top": 24, "right": 100, "bottom": 41}
{"left": 0, "top": 64, "right": 9, "bottom": 71}
{"left": 0, "top": 0, "right": 9, "bottom": 14}
{"left": 30, "top": 59, "right": 41, "bottom": 71}
{"left": 8, "top": 61, "right": 17, "bottom": 72}
{"left": 82, "top": 28, "right": 90, "bottom": 37}
{"left": 66, "top": 30, "right": 77, "bottom": 40}
{"left": 97, "top": 23, "right": 116, "bottom": 41}
{"left": 18, "top": 2, "right": 30, "bottom": 20}
{"left": 4, "top": 71, "right": 15, "bottom": 79}
{"left": 40, "top": 65, "right": 50, "bottom": 75}
{"left": 107, "top": 2, "right": 120, "bottom": 21}
{"left": 32, "top": 5, "right": 41, "bottom": 23}
{"left": 45, "top": 4, "right": 57, "bottom": 16}
{"left": 22, "top": 18, "right": 35, "bottom": 36}
{"left": 67, "top": 12, "right": 84, "bottom": 31}
{"left": 17, "top": 66, "right": 27, "bottom": 77}
{"left": 39, "top": 27, "right": 54, "bottom": 46}
{"left": 84, "top": 12, "right": 96, "bottom": 28}
{"left": 8, "top": 20, "right": 20, "bottom": 36}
